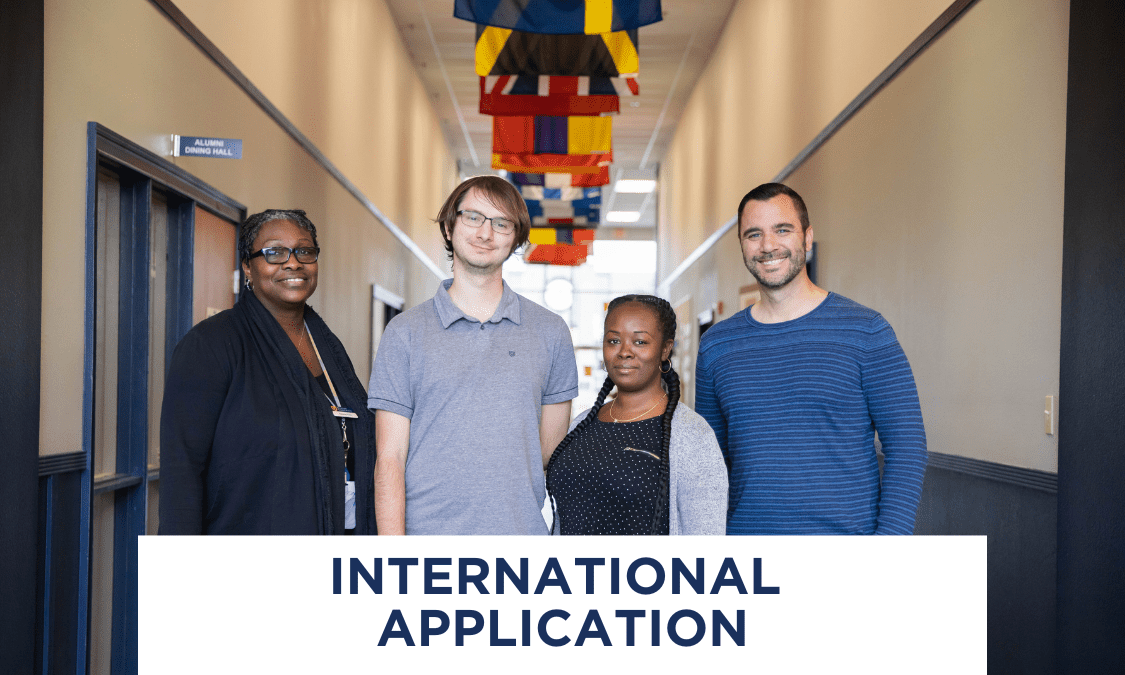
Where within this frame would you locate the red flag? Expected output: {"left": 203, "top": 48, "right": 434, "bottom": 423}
{"left": 524, "top": 229, "right": 596, "bottom": 266}
{"left": 492, "top": 151, "right": 612, "bottom": 173}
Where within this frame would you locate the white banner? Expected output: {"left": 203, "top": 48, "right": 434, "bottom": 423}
{"left": 139, "top": 536, "right": 985, "bottom": 674}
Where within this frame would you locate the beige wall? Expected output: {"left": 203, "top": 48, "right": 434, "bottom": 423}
{"left": 174, "top": 0, "right": 455, "bottom": 253}
{"left": 41, "top": 0, "right": 457, "bottom": 456}
{"left": 658, "top": 0, "right": 952, "bottom": 278}
{"left": 661, "top": 0, "right": 1068, "bottom": 472}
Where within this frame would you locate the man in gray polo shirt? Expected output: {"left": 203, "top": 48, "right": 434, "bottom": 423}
{"left": 368, "top": 176, "right": 578, "bottom": 534}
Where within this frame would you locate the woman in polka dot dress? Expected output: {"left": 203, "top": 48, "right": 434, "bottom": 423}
{"left": 546, "top": 295, "right": 728, "bottom": 535}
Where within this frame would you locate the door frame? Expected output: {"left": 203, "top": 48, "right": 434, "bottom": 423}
{"left": 41, "top": 123, "right": 246, "bottom": 675}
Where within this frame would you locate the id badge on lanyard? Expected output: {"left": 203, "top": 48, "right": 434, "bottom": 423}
{"left": 306, "top": 322, "right": 358, "bottom": 419}
{"left": 306, "top": 322, "right": 359, "bottom": 530}
{"left": 344, "top": 480, "right": 356, "bottom": 529}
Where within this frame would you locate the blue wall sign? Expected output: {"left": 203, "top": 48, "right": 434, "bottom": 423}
{"left": 174, "top": 135, "right": 243, "bottom": 159}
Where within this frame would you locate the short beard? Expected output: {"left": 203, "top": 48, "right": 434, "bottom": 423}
{"left": 452, "top": 241, "right": 511, "bottom": 276}
{"left": 744, "top": 246, "right": 806, "bottom": 290}
{"left": 455, "top": 251, "right": 502, "bottom": 275}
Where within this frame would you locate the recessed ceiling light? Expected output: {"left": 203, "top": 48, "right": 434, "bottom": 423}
{"left": 606, "top": 211, "right": 641, "bottom": 223}
{"left": 615, "top": 179, "right": 656, "bottom": 193}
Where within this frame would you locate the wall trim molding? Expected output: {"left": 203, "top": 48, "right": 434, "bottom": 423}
{"left": 658, "top": 0, "right": 979, "bottom": 297}
{"left": 38, "top": 451, "right": 87, "bottom": 477}
{"left": 148, "top": 0, "right": 447, "bottom": 281}
{"left": 92, "top": 473, "right": 144, "bottom": 496}
{"left": 928, "top": 451, "right": 1058, "bottom": 494}
{"left": 38, "top": 451, "right": 1058, "bottom": 494}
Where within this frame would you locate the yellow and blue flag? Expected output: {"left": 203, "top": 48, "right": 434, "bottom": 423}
{"left": 456, "top": 0, "right": 661, "bottom": 35}
{"left": 493, "top": 115, "right": 612, "bottom": 155}
{"left": 476, "top": 25, "right": 639, "bottom": 77}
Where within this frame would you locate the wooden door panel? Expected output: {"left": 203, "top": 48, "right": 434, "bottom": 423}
{"left": 192, "top": 207, "right": 237, "bottom": 325}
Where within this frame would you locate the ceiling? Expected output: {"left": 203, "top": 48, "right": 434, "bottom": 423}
{"left": 383, "top": 0, "right": 738, "bottom": 230}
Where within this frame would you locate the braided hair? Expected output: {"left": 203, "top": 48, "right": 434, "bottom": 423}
{"left": 239, "top": 209, "right": 318, "bottom": 265}
{"left": 546, "top": 294, "right": 680, "bottom": 535}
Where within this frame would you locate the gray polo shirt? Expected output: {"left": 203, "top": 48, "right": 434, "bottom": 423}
{"left": 368, "top": 278, "right": 578, "bottom": 534}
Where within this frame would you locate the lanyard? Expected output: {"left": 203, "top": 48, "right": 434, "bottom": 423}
{"left": 306, "top": 322, "right": 342, "bottom": 409}
{"left": 305, "top": 322, "right": 353, "bottom": 479}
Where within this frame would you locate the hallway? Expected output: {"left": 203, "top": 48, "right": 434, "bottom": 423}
{"left": 2, "top": 0, "right": 1122, "bottom": 672}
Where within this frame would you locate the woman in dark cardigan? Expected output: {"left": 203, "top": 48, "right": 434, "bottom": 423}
{"left": 159, "top": 209, "right": 377, "bottom": 535}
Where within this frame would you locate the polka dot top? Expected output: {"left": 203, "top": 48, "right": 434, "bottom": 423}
{"left": 547, "top": 414, "right": 669, "bottom": 535}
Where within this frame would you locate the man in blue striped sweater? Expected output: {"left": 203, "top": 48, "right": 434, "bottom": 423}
{"left": 695, "top": 183, "right": 927, "bottom": 535}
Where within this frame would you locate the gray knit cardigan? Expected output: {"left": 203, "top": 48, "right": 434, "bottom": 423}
{"left": 552, "top": 402, "right": 728, "bottom": 535}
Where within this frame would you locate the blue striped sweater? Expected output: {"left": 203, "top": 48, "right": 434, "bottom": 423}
{"left": 695, "top": 293, "right": 927, "bottom": 535}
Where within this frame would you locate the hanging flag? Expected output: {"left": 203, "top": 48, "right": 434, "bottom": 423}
{"left": 493, "top": 116, "right": 612, "bottom": 155}
{"left": 524, "top": 228, "right": 596, "bottom": 265}
{"left": 525, "top": 243, "right": 588, "bottom": 265}
{"left": 524, "top": 194, "right": 601, "bottom": 225}
{"left": 527, "top": 195, "right": 601, "bottom": 213}
{"left": 456, "top": 0, "right": 662, "bottom": 35}
{"left": 518, "top": 186, "right": 601, "bottom": 201}
{"left": 528, "top": 228, "right": 597, "bottom": 245}
{"left": 492, "top": 151, "right": 612, "bottom": 173}
{"left": 509, "top": 168, "right": 610, "bottom": 187}
{"left": 526, "top": 200, "right": 600, "bottom": 226}
{"left": 476, "top": 26, "right": 639, "bottom": 77}
{"left": 533, "top": 216, "right": 596, "bottom": 226}
{"left": 480, "top": 75, "right": 637, "bottom": 116}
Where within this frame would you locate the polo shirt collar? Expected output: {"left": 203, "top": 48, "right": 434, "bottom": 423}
{"left": 434, "top": 277, "right": 522, "bottom": 329}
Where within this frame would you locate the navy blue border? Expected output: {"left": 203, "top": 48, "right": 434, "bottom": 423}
{"left": 0, "top": 0, "right": 43, "bottom": 666}
{"left": 112, "top": 182, "right": 152, "bottom": 673}
{"left": 78, "top": 121, "right": 100, "bottom": 675}
{"left": 39, "top": 476, "right": 54, "bottom": 674}
{"left": 166, "top": 199, "right": 197, "bottom": 367}
{"left": 1057, "top": 0, "right": 1125, "bottom": 668}
{"left": 0, "top": 0, "right": 44, "bottom": 667}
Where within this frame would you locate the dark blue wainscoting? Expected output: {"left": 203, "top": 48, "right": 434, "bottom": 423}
{"left": 915, "top": 452, "right": 1057, "bottom": 675}
{"left": 35, "top": 469, "right": 85, "bottom": 675}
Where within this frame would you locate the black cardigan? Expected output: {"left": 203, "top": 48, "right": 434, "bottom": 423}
{"left": 158, "top": 290, "right": 377, "bottom": 535}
